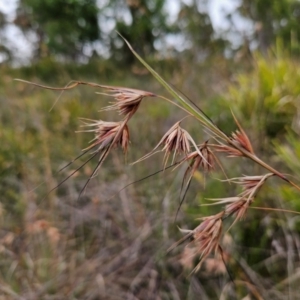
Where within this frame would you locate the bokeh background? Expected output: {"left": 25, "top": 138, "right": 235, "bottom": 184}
{"left": 1, "top": 0, "right": 300, "bottom": 299}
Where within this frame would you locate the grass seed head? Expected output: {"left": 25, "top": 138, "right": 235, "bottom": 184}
{"left": 80, "top": 120, "right": 130, "bottom": 154}
{"left": 231, "top": 129, "right": 254, "bottom": 154}
{"left": 225, "top": 198, "right": 252, "bottom": 222}
{"left": 133, "top": 121, "right": 197, "bottom": 168}
{"left": 181, "top": 143, "right": 215, "bottom": 180}
{"left": 209, "top": 174, "right": 273, "bottom": 225}
{"left": 173, "top": 212, "right": 224, "bottom": 273}
{"left": 230, "top": 112, "right": 255, "bottom": 155}
{"left": 99, "top": 87, "right": 156, "bottom": 118}
{"left": 191, "top": 212, "right": 224, "bottom": 273}
{"left": 161, "top": 122, "right": 191, "bottom": 159}
{"left": 229, "top": 173, "right": 274, "bottom": 199}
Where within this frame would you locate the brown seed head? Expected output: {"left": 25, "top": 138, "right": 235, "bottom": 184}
{"left": 208, "top": 173, "right": 273, "bottom": 225}
{"left": 193, "top": 212, "right": 224, "bottom": 272}
{"left": 181, "top": 142, "right": 215, "bottom": 176}
{"left": 197, "top": 143, "right": 215, "bottom": 172}
{"left": 135, "top": 121, "right": 192, "bottom": 167}
{"left": 229, "top": 173, "right": 273, "bottom": 200}
{"left": 230, "top": 112, "right": 254, "bottom": 155}
{"left": 133, "top": 121, "right": 197, "bottom": 168}
{"left": 173, "top": 212, "right": 224, "bottom": 273}
{"left": 227, "top": 174, "right": 272, "bottom": 222}
{"left": 225, "top": 198, "right": 252, "bottom": 221}
{"left": 161, "top": 122, "right": 191, "bottom": 159}
{"left": 99, "top": 86, "right": 156, "bottom": 117}
{"left": 231, "top": 129, "right": 254, "bottom": 154}
{"left": 80, "top": 120, "right": 130, "bottom": 154}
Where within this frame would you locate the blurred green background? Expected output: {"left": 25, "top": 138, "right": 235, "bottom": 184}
{"left": 1, "top": 0, "right": 300, "bottom": 299}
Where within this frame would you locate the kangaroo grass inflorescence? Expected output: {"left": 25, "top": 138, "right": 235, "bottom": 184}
{"left": 15, "top": 36, "right": 300, "bottom": 275}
